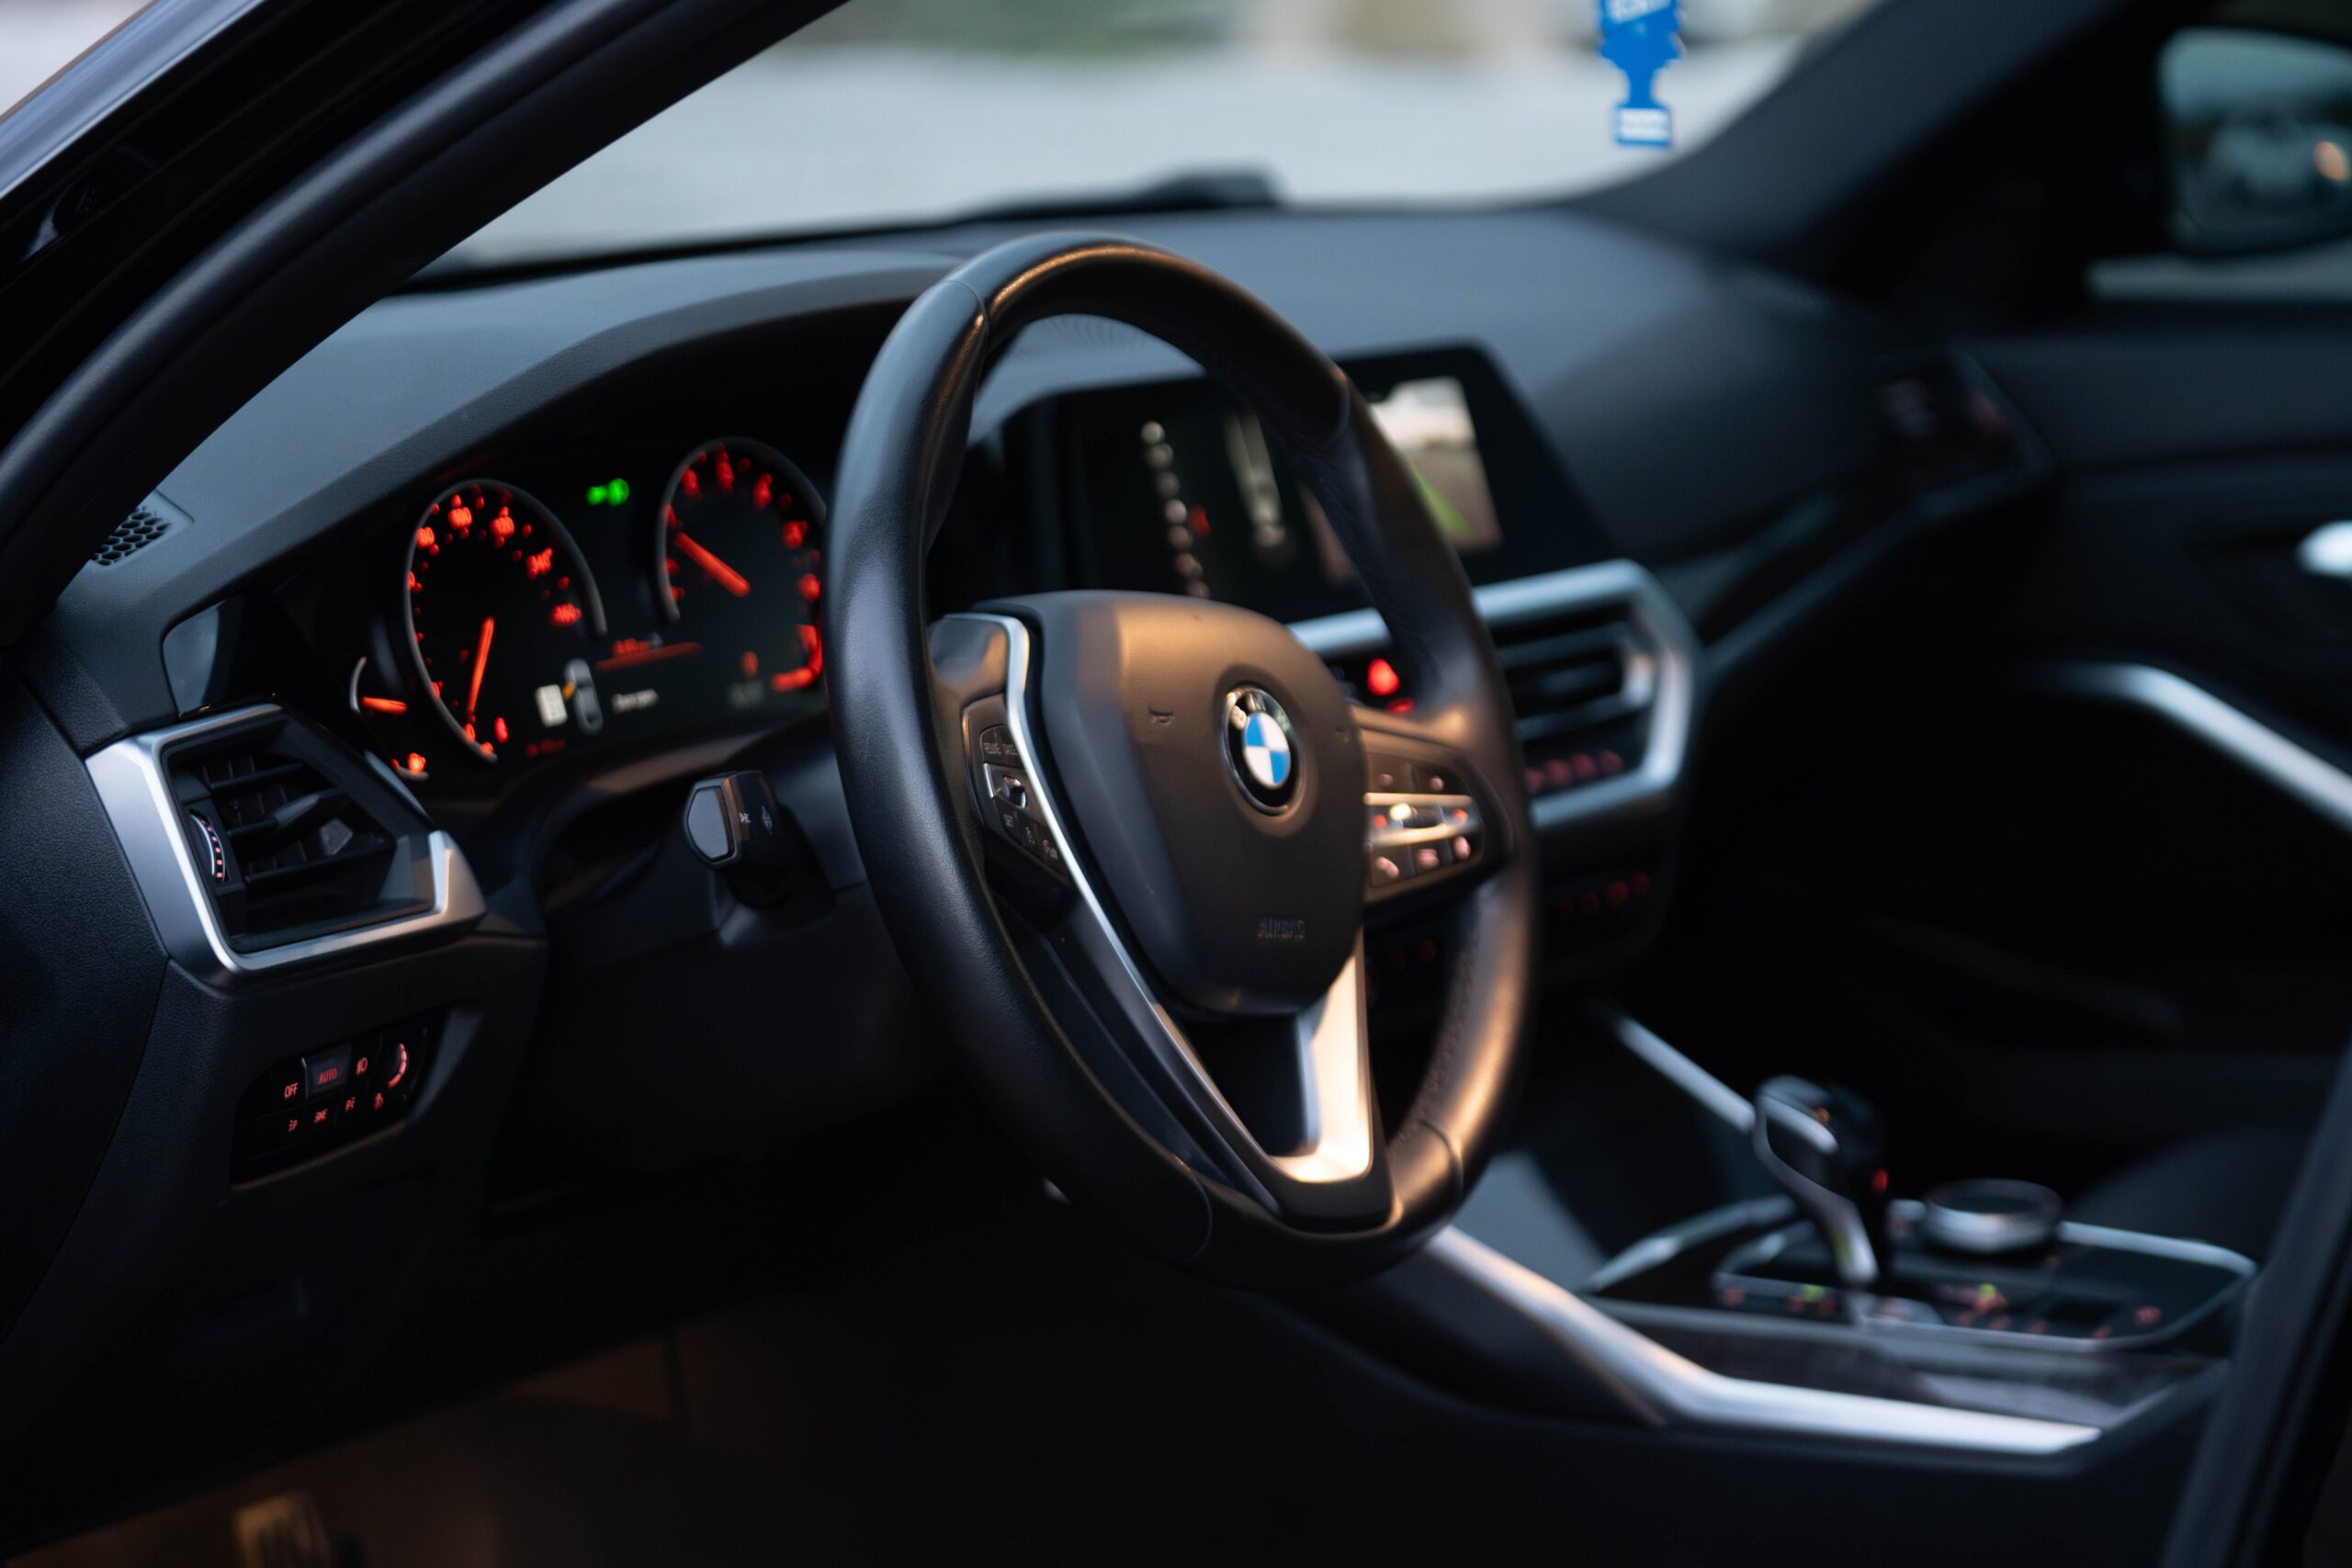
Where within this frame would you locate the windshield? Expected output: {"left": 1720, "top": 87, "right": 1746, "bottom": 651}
{"left": 451, "top": 0, "right": 1878, "bottom": 268}
{"left": 0, "top": 1, "right": 152, "bottom": 118}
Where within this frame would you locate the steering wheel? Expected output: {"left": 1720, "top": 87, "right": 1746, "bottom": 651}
{"left": 828, "top": 235, "right": 1539, "bottom": 1290}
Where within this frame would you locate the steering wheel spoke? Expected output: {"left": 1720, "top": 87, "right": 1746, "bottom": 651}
{"left": 939, "top": 612, "right": 1392, "bottom": 1227}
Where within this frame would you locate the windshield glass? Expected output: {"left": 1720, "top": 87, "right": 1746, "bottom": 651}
{"left": 452, "top": 0, "right": 1878, "bottom": 267}
{"left": 0, "top": 1, "right": 152, "bottom": 118}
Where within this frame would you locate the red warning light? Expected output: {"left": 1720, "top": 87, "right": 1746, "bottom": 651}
{"left": 493, "top": 716, "right": 509, "bottom": 744}
{"left": 798, "top": 573, "right": 821, "bottom": 603}
{"left": 403, "top": 753, "right": 428, "bottom": 773}
{"left": 549, "top": 603, "right": 582, "bottom": 627}
{"left": 783, "top": 520, "right": 808, "bottom": 547}
{"left": 1365, "top": 658, "right": 1401, "bottom": 698}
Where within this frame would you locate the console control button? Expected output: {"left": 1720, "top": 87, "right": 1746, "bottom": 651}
{"left": 232, "top": 1107, "right": 318, "bottom": 1164}
{"left": 1920, "top": 1179, "right": 2064, "bottom": 1256}
{"left": 302, "top": 1046, "right": 353, "bottom": 1100}
{"left": 238, "top": 1063, "right": 307, "bottom": 1118}
{"left": 232, "top": 1013, "right": 437, "bottom": 1179}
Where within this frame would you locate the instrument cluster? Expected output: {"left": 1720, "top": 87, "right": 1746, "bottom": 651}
{"left": 352, "top": 435, "right": 828, "bottom": 789}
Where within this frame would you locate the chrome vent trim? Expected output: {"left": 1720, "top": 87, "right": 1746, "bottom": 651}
{"left": 85, "top": 705, "right": 486, "bottom": 984}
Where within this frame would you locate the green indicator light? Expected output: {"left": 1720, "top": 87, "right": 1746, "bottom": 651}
{"left": 1976, "top": 1283, "right": 1998, "bottom": 1301}
{"left": 1799, "top": 1284, "right": 1826, "bottom": 1303}
{"left": 585, "top": 479, "right": 630, "bottom": 507}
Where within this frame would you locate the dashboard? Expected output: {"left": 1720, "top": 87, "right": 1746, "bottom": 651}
{"left": 144, "top": 322, "right": 1622, "bottom": 817}
{"left": 40, "top": 209, "right": 2041, "bottom": 976}
{"left": 6, "top": 208, "right": 2053, "bottom": 1546}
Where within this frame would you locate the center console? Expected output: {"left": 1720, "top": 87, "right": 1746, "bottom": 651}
{"left": 1341, "top": 1010, "right": 2256, "bottom": 1457}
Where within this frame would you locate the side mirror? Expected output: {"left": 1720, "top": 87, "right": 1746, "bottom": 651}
{"left": 2164, "top": 25, "right": 2352, "bottom": 254}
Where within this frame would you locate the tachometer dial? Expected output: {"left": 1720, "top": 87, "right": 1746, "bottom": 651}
{"left": 652, "top": 438, "right": 825, "bottom": 699}
{"left": 403, "top": 479, "right": 606, "bottom": 764}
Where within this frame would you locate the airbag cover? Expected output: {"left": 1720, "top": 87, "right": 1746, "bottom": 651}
{"left": 1007, "top": 592, "right": 1363, "bottom": 1016}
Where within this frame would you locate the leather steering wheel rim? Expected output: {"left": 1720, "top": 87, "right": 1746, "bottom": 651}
{"left": 828, "top": 233, "right": 1540, "bottom": 1290}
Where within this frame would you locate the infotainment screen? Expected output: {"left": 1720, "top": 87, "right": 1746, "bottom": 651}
{"left": 1057, "top": 347, "right": 1605, "bottom": 622}
{"left": 1300, "top": 376, "right": 1502, "bottom": 583}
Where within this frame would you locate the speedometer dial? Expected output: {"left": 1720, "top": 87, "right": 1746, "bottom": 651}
{"left": 404, "top": 479, "right": 606, "bottom": 764}
{"left": 652, "top": 438, "right": 825, "bottom": 698}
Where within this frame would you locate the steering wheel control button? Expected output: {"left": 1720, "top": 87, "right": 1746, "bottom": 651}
{"left": 1363, "top": 788, "right": 1483, "bottom": 894}
{"left": 1222, "top": 685, "right": 1299, "bottom": 813}
{"left": 985, "top": 766, "right": 1030, "bottom": 812}
{"left": 1921, "top": 1179, "right": 2064, "bottom": 1256}
{"left": 232, "top": 1013, "right": 437, "bottom": 1179}
{"left": 977, "top": 725, "right": 1019, "bottom": 766}
{"left": 958, "top": 705, "right": 1069, "bottom": 884}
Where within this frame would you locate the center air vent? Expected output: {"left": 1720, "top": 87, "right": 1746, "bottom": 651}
{"left": 1301, "top": 562, "right": 1696, "bottom": 820}
{"left": 165, "top": 716, "right": 432, "bottom": 950}
{"left": 1491, "top": 604, "right": 1657, "bottom": 797}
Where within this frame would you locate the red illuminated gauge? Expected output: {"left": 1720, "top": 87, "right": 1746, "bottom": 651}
{"left": 403, "top": 480, "right": 606, "bottom": 764}
{"left": 651, "top": 438, "right": 826, "bottom": 700}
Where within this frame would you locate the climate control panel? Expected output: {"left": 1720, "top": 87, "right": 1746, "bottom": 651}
{"left": 231, "top": 1013, "right": 436, "bottom": 1178}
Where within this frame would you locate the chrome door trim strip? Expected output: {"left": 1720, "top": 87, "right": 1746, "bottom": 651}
{"left": 85, "top": 704, "right": 487, "bottom": 984}
{"left": 1287, "top": 559, "right": 1699, "bottom": 837}
{"left": 1427, "top": 1228, "right": 2102, "bottom": 1455}
{"left": 2042, "top": 662, "right": 2352, "bottom": 837}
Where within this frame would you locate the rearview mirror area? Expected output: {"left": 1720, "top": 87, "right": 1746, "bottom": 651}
{"left": 2164, "top": 26, "right": 2352, "bottom": 254}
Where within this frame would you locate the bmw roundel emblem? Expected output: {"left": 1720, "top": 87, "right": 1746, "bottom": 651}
{"left": 1223, "top": 685, "right": 1298, "bottom": 811}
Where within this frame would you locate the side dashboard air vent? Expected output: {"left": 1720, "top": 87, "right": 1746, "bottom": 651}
{"left": 166, "top": 716, "right": 433, "bottom": 950}
{"left": 88, "top": 505, "right": 175, "bottom": 567}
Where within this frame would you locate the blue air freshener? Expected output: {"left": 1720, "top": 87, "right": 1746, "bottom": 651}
{"left": 1598, "top": 0, "right": 1683, "bottom": 148}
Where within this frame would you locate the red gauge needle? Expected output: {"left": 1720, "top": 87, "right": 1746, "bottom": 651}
{"left": 465, "top": 615, "right": 495, "bottom": 725}
{"left": 673, "top": 532, "right": 752, "bottom": 598}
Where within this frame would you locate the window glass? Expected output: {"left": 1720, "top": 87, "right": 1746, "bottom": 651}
{"left": 453, "top": 0, "right": 1883, "bottom": 268}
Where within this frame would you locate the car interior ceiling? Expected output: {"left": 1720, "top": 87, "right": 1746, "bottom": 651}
{"left": 5, "top": 0, "right": 2352, "bottom": 1562}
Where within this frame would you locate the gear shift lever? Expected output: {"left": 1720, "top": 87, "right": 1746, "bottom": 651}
{"left": 1752, "top": 1076, "right": 1893, "bottom": 1293}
